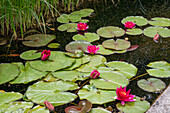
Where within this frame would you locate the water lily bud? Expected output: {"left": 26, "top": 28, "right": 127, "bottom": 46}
{"left": 90, "top": 70, "right": 100, "bottom": 79}
{"left": 76, "top": 23, "right": 89, "bottom": 31}
{"left": 41, "top": 50, "right": 51, "bottom": 61}
{"left": 124, "top": 21, "right": 136, "bottom": 29}
{"left": 87, "top": 45, "right": 99, "bottom": 54}
{"left": 44, "top": 100, "right": 54, "bottom": 111}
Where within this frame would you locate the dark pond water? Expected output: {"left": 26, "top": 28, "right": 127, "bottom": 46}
{"left": 0, "top": 0, "right": 170, "bottom": 112}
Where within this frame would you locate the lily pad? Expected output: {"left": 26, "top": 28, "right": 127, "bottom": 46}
{"left": 137, "top": 78, "right": 166, "bottom": 92}
{"left": 29, "top": 51, "right": 75, "bottom": 72}
{"left": 89, "top": 108, "right": 111, "bottom": 113}
{"left": 90, "top": 71, "right": 129, "bottom": 90}
{"left": 25, "top": 81, "right": 79, "bottom": 106}
{"left": 42, "top": 73, "right": 57, "bottom": 82}
{"left": 20, "top": 50, "right": 41, "bottom": 60}
{"left": 102, "top": 39, "right": 131, "bottom": 50}
{"left": 79, "top": 19, "right": 89, "bottom": 23}
{"left": 22, "top": 34, "right": 56, "bottom": 47}
{"left": 57, "top": 23, "right": 77, "bottom": 32}
{"left": 116, "top": 97, "right": 150, "bottom": 113}
{"left": 97, "top": 26, "right": 125, "bottom": 38}
{"left": 57, "top": 14, "right": 70, "bottom": 23}
{"left": 72, "top": 33, "right": 100, "bottom": 42}
{"left": 47, "top": 43, "right": 60, "bottom": 48}
{"left": 121, "top": 16, "right": 148, "bottom": 26}
{"left": 0, "top": 63, "right": 20, "bottom": 85}
{"left": 71, "top": 9, "right": 94, "bottom": 17}
{"left": 29, "top": 105, "right": 49, "bottom": 113}
{"left": 0, "top": 92, "right": 23, "bottom": 106}
{"left": 149, "top": 17, "right": 170, "bottom": 27}
{"left": 78, "top": 85, "right": 116, "bottom": 104}
{"left": 143, "top": 26, "right": 170, "bottom": 38}
{"left": 10, "top": 62, "right": 48, "bottom": 84}
{"left": 146, "top": 61, "right": 170, "bottom": 78}
{"left": 0, "top": 102, "right": 33, "bottom": 112}
{"left": 69, "top": 14, "right": 82, "bottom": 22}
{"left": 97, "top": 45, "right": 115, "bottom": 55}
{"left": 106, "top": 61, "right": 137, "bottom": 79}
{"left": 126, "top": 28, "right": 143, "bottom": 35}
{"left": 65, "top": 40, "right": 92, "bottom": 53}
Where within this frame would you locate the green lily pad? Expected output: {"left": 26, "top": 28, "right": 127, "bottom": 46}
{"left": 146, "top": 61, "right": 170, "bottom": 78}
{"left": 79, "top": 19, "right": 89, "bottom": 23}
{"left": 143, "top": 26, "right": 170, "bottom": 38}
{"left": 106, "top": 61, "right": 137, "bottom": 79}
{"left": 57, "top": 14, "right": 70, "bottom": 23}
{"left": 78, "top": 85, "right": 116, "bottom": 104}
{"left": 47, "top": 43, "right": 60, "bottom": 48}
{"left": 126, "top": 28, "right": 143, "bottom": 35}
{"left": 29, "top": 51, "right": 75, "bottom": 72}
{"left": 69, "top": 14, "right": 82, "bottom": 22}
{"left": 97, "top": 26, "right": 125, "bottom": 38}
{"left": 121, "top": 16, "right": 148, "bottom": 26}
{"left": 71, "top": 9, "right": 94, "bottom": 17}
{"left": 97, "top": 45, "right": 115, "bottom": 55}
{"left": 90, "top": 71, "right": 129, "bottom": 90}
{"left": 137, "top": 78, "right": 166, "bottom": 92}
{"left": 0, "top": 92, "right": 23, "bottom": 106}
{"left": 42, "top": 73, "right": 57, "bottom": 82}
{"left": 116, "top": 97, "right": 150, "bottom": 113}
{"left": 72, "top": 33, "right": 100, "bottom": 42}
{"left": 0, "top": 102, "right": 33, "bottom": 112}
{"left": 149, "top": 17, "right": 170, "bottom": 27}
{"left": 20, "top": 50, "right": 41, "bottom": 60}
{"left": 52, "top": 70, "right": 90, "bottom": 81}
{"left": 22, "top": 34, "right": 56, "bottom": 47}
{"left": 65, "top": 40, "right": 92, "bottom": 53}
{"left": 10, "top": 62, "right": 48, "bottom": 84}
{"left": 29, "top": 105, "right": 49, "bottom": 113}
{"left": 0, "top": 63, "right": 20, "bottom": 85}
{"left": 65, "top": 59, "right": 82, "bottom": 70}
{"left": 102, "top": 39, "right": 131, "bottom": 50}
{"left": 57, "top": 23, "right": 77, "bottom": 32}
{"left": 89, "top": 108, "right": 111, "bottom": 113}
{"left": 25, "top": 81, "right": 79, "bottom": 106}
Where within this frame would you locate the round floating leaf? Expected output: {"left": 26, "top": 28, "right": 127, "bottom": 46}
{"left": 149, "top": 17, "right": 170, "bottom": 27}
{"left": 71, "top": 9, "right": 94, "bottom": 17}
{"left": 97, "top": 45, "right": 115, "bottom": 55}
{"left": 29, "top": 105, "right": 49, "bottom": 113}
{"left": 0, "top": 63, "right": 20, "bottom": 85}
{"left": 97, "top": 26, "right": 125, "bottom": 38}
{"left": 106, "top": 61, "right": 137, "bottom": 79}
{"left": 72, "top": 33, "right": 100, "bottom": 42}
{"left": 65, "top": 40, "right": 92, "bottom": 53}
{"left": 121, "top": 16, "right": 148, "bottom": 26}
{"left": 78, "top": 85, "right": 116, "bottom": 104}
{"left": 146, "top": 61, "right": 170, "bottom": 78}
{"left": 20, "top": 50, "right": 41, "bottom": 60}
{"left": 22, "top": 34, "right": 56, "bottom": 47}
{"left": 42, "top": 73, "right": 57, "bottom": 82}
{"left": 89, "top": 108, "right": 111, "bottom": 113}
{"left": 25, "top": 81, "right": 79, "bottom": 106}
{"left": 0, "top": 92, "right": 23, "bottom": 106}
{"left": 79, "top": 19, "right": 89, "bottom": 23}
{"left": 65, "top": 59, "right": 82, "bottom": 70}
{"left": 126, "top": 28, "right": 143, "bottom": 35}
{"left": 137, "top": 78, "right": 166, "bottom": 92}
{"left": 47, "top": 43, "right": 60, "bottom": 48}
{"left": 57, "top": 14, "right": 70, "bottom": 23}
{"left": 116, "top": 97, "right": 150, "bottom": 113}
{"left": 90, "top": 71, "right": 129, "bottom": 90}
{"left": 10, "top": 62, "right": 48, "bottom": 84}
{"left": 57, "top": 23, "right": 77, "bottom": 32}
{"left": 69, "top": 14, "right": 82, "bottom": 22}
{"left": 102, "top": 39, "right": 131, "bottom": 50}
{"left": 30, "top": 51, "right": 75, "bottom": 72}
{"left": 0, "top": 102, "right": 33, "bottom": 112}
{"left": 143, "top": 26, "right": 170, "bottom": 38}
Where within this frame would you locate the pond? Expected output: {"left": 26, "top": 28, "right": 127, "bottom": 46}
{"left": 0, "top": 0, "right": 170, "bottom": 112}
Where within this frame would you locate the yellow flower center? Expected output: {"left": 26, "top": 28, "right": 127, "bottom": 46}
{"left": 120, "top": 91, "right": 127, "bottom": 96}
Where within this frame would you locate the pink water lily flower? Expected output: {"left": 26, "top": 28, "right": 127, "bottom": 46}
{"left": 115, "top": 86, "right": 136, "bottom": 105}
{"left": 90, "top": 70, "right": 100, "bottom": 79}
{"left": 124, "top": 21, "right": 136, "bottom": 29}
{"left": 41, "top": 50, "right": 51, "bottom": 61}
{"left": 44, "top": 100, "right": 54, "bottom": 111}
{"left": 153, "top": 33, "right": 159, "bottom": 43}
{"left": 87, "top": 45, "right": 99, "bottom": 54}
{"left": 76, "top": 22, "right": 89, "bottom": 31}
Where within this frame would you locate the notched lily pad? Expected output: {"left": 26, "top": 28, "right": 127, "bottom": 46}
{"left": 97, "top": 26, "right": 125, "bottom": 38}
{"left": 121, "top": 16, "right": 148, "bottom": 26}
{"left": 22, "top": 34, "right": 56, "bottom": 47}
{"left": 97, "top": 45, "right": 115, "bottom": 55}
{"left": 137, "top": 78, "right": 166, "bottom": 92}
{"left": 102, "top": 39, "right": 130, "bottom": 50}
{"left": 57, "top": 23, "right": 77, "bottom": 32}
{"left": 71, "top": 9, "right": 94, "bottom": 17}
{"left": 126, "top": 28, "right": 143, "bottom": 35}
{"left": 72, "top": 33, "right": 100, "bottom": 42}
{"left": 57, "top": 14, "right": 70, "bottom": 23}
{"left": 20, "top": 50, "right": 41, "bottom": 60}
{"left": 89, "top": 108, "right": 111, "bottom": 113}
{"left": 47, "top": 43, "right": 60, "bottom": 48}
{"left": 29, "top": 105, "right": 49, "bottom": 113}
{"left": 149, "top": 17, "right": 170, "bottom": 27}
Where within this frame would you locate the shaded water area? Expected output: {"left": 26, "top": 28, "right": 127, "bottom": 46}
{"left": 0, "top": 0, "right": 170, "bottom": 112}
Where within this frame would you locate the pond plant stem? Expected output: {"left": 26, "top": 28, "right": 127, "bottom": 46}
{"left": 75, "top": 79, "right": 90, "bottom": 94}
{"left": 130, "top": 73, "right": 148, "bottom": 81}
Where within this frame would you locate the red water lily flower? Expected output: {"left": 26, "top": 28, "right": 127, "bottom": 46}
{"left": 44, "top": 100, "right": 54, "bottom": 111}
{"left": 41, "top": 50, "right": 51, "bottom": 61}
{"left": 87, "top": 45, "right": 99, "bottom": 54}
{"left": 90, "top": 70, "right": 100, "bottom": 79}
{"left": 153, "top": 33, "right": 159, "bottom": 43}
{"left": 124, "top": 21, "right": 136, "bottom": 29}
{"left": 76, "top": 23, "right": 89, "bottom": 31}
{"left": 115, "top": 86, "right": 136, "bottom": 105}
